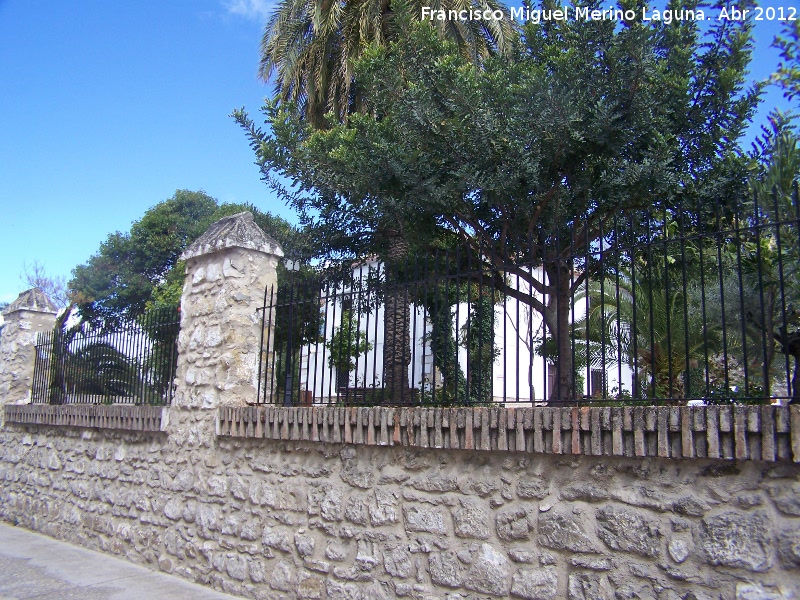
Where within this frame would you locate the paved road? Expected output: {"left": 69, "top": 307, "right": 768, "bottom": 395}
{"left": 0, "top": 522, "right": 243, "bottom": 600}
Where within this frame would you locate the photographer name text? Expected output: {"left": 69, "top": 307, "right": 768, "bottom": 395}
{"left": 421, "top": 5, "right": 797, "bottom": 23}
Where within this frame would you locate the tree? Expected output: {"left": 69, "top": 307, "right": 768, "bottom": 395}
{"left": 260, "top": 0, "right": 515, "bottom": 128}
{"left": 70, "top": 190, "right": 304, "bottom": 324}
{"left": 326, "top": 308, "right": 373, "bottom": 386}
{"left": 70, "top": 190, "right": 219, "bottom": 322}
{"left": 574, "top": 253, "right": 720, "bottom": 402}
{"left": 772, "top": 21, "right": 800, "bottom": 102}
{"left": 255, "top": 0, "right": 515, "bottom": 401}
{"left": 238, "top": 3, "right": 760, "bottom": 402}
{"left": 736, "top": 114, "right": 800, "bottom": 401}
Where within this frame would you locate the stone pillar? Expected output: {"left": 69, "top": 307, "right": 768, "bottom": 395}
{"left": 0, "top": 289, "right": 58, "bottom": 423}
{"left": 169, "top": 212, "right": 283, "bottom": 447}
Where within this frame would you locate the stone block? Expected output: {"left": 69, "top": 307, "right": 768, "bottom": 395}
{"left": 510, "top": 567, "right": 558, "bottom": 600}
{"left": 206, "top": 475, "right": 228, "bottom": 497}
{"left": 772, "top": 484, "right": 800, "bottom": 516}
{"left": 452, "top": 498, "right": 490, "bottom": 540}
{"left": 700, "top": 511, "right": 773, "bottom": 572}
{"left": 496, "top": 506, "right": 531, "bottom": 541}
{"left": 538, "top": 510, "right": 598, "bottom": 553}
{"left": 404, "top": 505, "right": 448, "bottom": 535}
{"left": 270, "top": 560, "right": 296, "bottom": 592}
{"left": 667, "top": 538, "right": 691, "bottom": 564}
{"left": 410, "top": 475, "right": 459, "bottom": 492}
{"left": 325, "top": 541, "right": 350, "bottom": 562}
{"left": 383, "top": 545, "right": 413, "bottom": 578}
{"left": 463, "top": 544, "right": 511, "bottom": 597}
{"left": 344, "top": 496, "right": 369, "bottom": 525}
{"left": 163, "top": 498, "right": 183, "bottom": 521}
{"left": 596, "top": 506, "right": 661, "bottom": 558}
{"left": 429, "top": 550, "right": 465, "bottom": 588}
{"left": 777, "top": 526, "right": 800, "bottom": 568}
{"left": 326, "top": 580, "right": 364, "bottom": 600}
{"left": 320, "top": 488, "right": 344, "bottom": 521}
{"left": 297, "top": 572, "right": 325, "bottom": 599}
{"left": 340, "top": 464, "right": 374, "bottom": 489}
{"left": 369, "top": 489, "right": 399, "bottom": 526}
{"left": 263, "top": 528, "right": 292, "bottom": 553}
{"left": 295, "top": 531, "right": 316, "bottom": 557}
{"left": 560, "top": 483, "right": 609, "bottom": 503}
{"left": 735, "top": 583, "right": 787, "bottom": 600}
{"left": 567, "top": 572, "right": 610, "bottom": 600}
{"left": 226, "top": 555, "right": 249, "bottom": 581}
{"left": 517, "top": 478, "right": 549, "bottom": 500}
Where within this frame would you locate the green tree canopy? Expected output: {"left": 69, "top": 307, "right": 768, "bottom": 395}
{"left": 237, "top": 1, "right": 760, "bottom": 400}
{"left": 70, "top": 189, "right": 303, "bottom": 323}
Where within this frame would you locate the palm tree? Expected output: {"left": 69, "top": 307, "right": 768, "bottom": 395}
{"left": 260, "top": 0, "right": 516, "bottom": 127}
{"left": 259, "top": 0, "right": 514, "bottom": 402}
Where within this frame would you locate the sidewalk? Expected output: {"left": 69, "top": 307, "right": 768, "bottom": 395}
{"left": 0, "top": 522, "right": 244, "bottom": 600}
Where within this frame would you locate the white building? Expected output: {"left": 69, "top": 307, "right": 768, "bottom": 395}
{"left": 295, "top": 259, "right": 634, "bottom": 404}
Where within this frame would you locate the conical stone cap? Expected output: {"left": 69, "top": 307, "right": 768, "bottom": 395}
{"left": 2, "top": 288, "right": 57, "bottom": 316}
{"left": 180, "top": 211, "right": 284, "bottom": 261}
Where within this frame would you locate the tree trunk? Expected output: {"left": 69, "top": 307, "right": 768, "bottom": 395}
{"left": 383, "top": 230, "right": 411, "bottom": 403}
{"left": 543, "top": 260, "right": 574, "bottom": 405}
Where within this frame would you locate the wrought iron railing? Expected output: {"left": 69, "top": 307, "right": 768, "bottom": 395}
{"left": 257, "top": 184, "right": 800, "bottom": 407}
{"left": 31, "top": 307, "right": 180, "bottom": 406}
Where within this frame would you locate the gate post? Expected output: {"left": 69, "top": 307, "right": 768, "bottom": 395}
{"left": 169, "top": 212, "right": 283, "bottom": 446}
{"left": 0, "top": 289, "right": 57, "bottom": 424}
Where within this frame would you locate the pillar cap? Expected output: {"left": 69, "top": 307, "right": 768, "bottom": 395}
{"left": 180, "top": 211, "right": 284, "bottom": 261}
{"left": 2, "top": 288, "right": 58, "bottom": 316}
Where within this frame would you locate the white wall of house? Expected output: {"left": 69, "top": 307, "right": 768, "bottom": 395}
{"left": 298, "top": 260, "right": 633, "bottom": 404}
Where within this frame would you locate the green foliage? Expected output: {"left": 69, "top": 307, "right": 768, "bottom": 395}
{"left": 772, "top": 20, "right": 800, "bottom": 102}
{"left": 44, "top": 307, "right": 179, "bottom": 405}
{"left": 70, "top": 190, "right": 219, "bottom": 322}
{"left": 325, "top": 309, "right": 373, "bottom": 374}
{"left": 422, "top": 293, "right": 467, "bottom": 404}
{"left": 462, "top": 289, "right": 499, "bottom": 404}
{"left": 705, "top": 384, "right": 765, "bottom": 406}
{"left": 69, "top": 190, "right": 304, "bottom": 324}
{"left": 259, "top": 0, "right": 515, "bottom": 127}
{"left": 238, "top": 4, "right": 760, "bottom": 402}
{"left": 737, "top": 114, "right": 800, "bottom": 400}
{"left": 574, "top": 255, "right": 720, "bottom": 402}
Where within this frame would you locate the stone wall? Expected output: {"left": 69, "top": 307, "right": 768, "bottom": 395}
{"left": 2, "top": 214, "right": 799, "bottom": 600}
{"left": 0, "top": 423, "right": 798, "bottom": 600}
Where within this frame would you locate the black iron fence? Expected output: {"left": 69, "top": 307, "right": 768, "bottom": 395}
{"left": 31, "top": 307, "right": 180, "bottom": 406}
{"left": 258, "top": 184, "right": 800, "bottom": 407}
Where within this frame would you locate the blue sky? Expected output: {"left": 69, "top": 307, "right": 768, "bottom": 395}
{"left": 0, "top": 0, "right": 283, "bottom": 305}
{"left": 0, "top": 0, "right": 795, "bottom": 307}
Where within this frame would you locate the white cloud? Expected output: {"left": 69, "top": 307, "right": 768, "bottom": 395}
{"left": 225, "top": 0, "right": 276, "bottom": 21}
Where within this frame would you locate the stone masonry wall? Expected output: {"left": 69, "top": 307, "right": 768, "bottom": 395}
{"left": 166, "top": 211, "right": 281, "bottom": 455}
{"left": 2, "top": 215, "right": 799, "bottom": 600}
{"left": 0, "top": 424, "right": 798, "bottom": 600}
